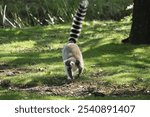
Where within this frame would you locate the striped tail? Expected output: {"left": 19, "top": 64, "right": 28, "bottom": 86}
{"left": 68, "top": 0, "right": 89, "bottom": 43}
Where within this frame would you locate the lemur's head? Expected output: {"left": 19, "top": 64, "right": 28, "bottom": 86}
{"left": 65, "top": 60, "right": 75, "bottom": 67}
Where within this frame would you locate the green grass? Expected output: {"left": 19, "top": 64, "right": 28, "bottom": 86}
{"left": 0, "top": 20, "right": 150, "bottom": 100}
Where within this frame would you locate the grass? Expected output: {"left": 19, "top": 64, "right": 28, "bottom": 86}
{"left": 0, "top": 88, "right": 149, "bottom": 100}
{"left": 0, "top": 19, "right": 150, "bottom": 100}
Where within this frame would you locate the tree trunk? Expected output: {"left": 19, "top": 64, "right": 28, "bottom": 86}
{"left": 123, "top": 0, "right": 150, "bottom": 44}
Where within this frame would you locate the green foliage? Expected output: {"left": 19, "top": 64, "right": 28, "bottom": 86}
{"left": 0, "top": 0, "right": 133, "bottom": 27}
{"left": 0, "top": 19, "right": 150, "bottom": 99}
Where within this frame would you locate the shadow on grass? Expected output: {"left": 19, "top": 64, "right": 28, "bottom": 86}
{"left": 0, "top": 50, "right": 62, "bottom": 67}
{"left": 0, "top": 90, "right": 27, "bottom": 100}
{"left": 83, "top": 42, "right": 150, "bottom": 69}
{"left": 17, "top": 75, "right": 67, "bottom": 88}
{"left": 0, "top": 89, "right": 52, "bottom": 100}
{"left": 0, "top": 25, "right": 69, "bottom": 43}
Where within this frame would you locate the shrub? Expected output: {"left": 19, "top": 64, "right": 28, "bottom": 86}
{"left": 0, "top": 0, "right": 133, "bottom": 27}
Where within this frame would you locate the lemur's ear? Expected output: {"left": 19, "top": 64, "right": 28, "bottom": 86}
{"left": 64, "top": 60, "right": 71, "bottom": 66}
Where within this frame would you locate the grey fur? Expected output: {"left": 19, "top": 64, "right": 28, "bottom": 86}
{"left": 62, "top": 43, "right": 84, "bottom": 80}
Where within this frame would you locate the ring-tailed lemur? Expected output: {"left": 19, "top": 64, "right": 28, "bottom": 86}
{"left": 62, "top": 0, "right": 89, "bottom": 80}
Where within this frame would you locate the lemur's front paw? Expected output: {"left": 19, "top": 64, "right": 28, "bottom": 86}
{"left": 67, "top": 76, "right": 75, "bottom": 81}
{"left": 67, "top": 77, "right": 72, "bottom": 80}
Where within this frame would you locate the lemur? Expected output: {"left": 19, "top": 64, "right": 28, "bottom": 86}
{"left": 62, "top": 0, "right": 89, "bottom": 80}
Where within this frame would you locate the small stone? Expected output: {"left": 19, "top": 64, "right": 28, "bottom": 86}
{"left": 6, "top": 71, "right": 15, "bottom": 76}
{"left": 79, "top": 85, "right": 83, "bottom": 88}
{"left": 88, "top": 93, "right": 92, "bottom": 96}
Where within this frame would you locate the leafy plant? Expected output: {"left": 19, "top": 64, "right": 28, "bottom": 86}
{"left": 0, "top": 0, "right": 133, "bottom": 27}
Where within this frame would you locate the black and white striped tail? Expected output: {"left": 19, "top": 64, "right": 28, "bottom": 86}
{"left": 68, "top": 0, "right": 89, "bottom": 43}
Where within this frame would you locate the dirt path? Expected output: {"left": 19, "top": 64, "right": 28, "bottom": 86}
{"left": 8, "top": 81, "right": 149, "bottom": 97}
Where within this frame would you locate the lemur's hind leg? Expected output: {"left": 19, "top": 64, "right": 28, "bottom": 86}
{"left": 65, "top": 61, "right": 73, "bottom": 80}
{"left": 67, "top": 66, "right": 73, "bottom": 80}
{"left": 78, "top": 66, "right": 83, "bottom": 78}
{"left": 76, "top": 60, "right": 83, "bottom": 78}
